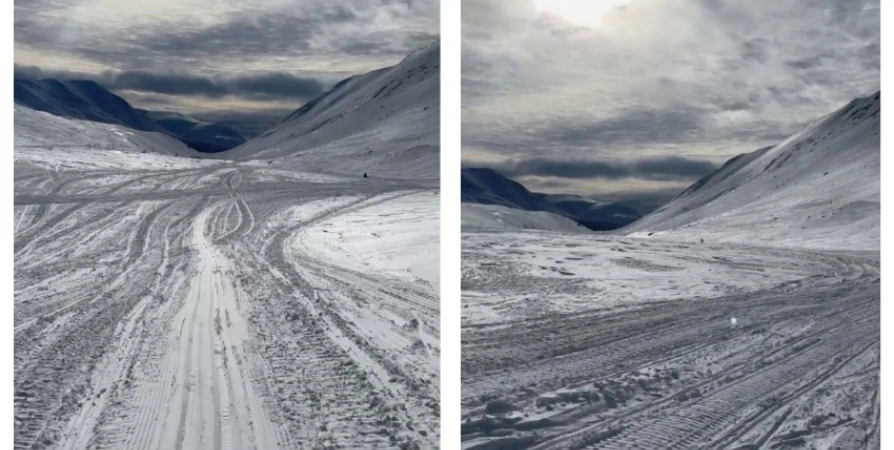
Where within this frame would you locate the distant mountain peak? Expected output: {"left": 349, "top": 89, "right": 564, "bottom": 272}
{"left": 14, "top": 78, "right": 246, "bottom": 153}
{"left": 461, "top": 166, "right": 646, "bottom": 231}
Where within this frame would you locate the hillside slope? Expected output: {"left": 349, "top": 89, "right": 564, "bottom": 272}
{"left": 15, "top": 78, "right": 246, "bottom": 153}
{"left": 15, "top": 104, "right": 200, "bottom": 158}
{"left": 462, "top": 167, "right": 644, "bottom": 230}
{"left": 15, "top": 79, "right": 162, "bottom": 132}
{"left": 462, "top": 168, "right": 562, "bottom": 212}
{"left": 626, "top": 91, "right": 880, "bottom": 250}
{"left": 462, "top": 203, "right": 589, "bottom": 233}
{"left": 229, "top": 41, "right": 439, "bottom": 179}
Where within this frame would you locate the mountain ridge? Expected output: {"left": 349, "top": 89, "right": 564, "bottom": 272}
{"left": 15, "top": 78, "right": 246, "bottom": 153}
{"left": 625, "top": 90, "right": 880, "bottom": 250}
{"left": 228, "top": 40, "right": 439, "bottom": 180}
{"left": 461, "top": 167, "right": 646, "bottom": 231}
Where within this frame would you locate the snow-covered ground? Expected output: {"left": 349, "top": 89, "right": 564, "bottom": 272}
{"left": 14, "top": 53, "right": 439, "bottom": 450}
{"left": 462, "top": 232, "right": 855, "bottom": 325}
{"left": 460, "top": 93, "right": 880, "bottom": 450}
{"left": 15, "top": 105, "right": 200, "bottom": 158}
{"left": 462, "top": 203, "right": 589, "bottom": 234}
{"left": 294, "top": 192, "right": 440, "bottom": 286}
{"left": 461, "top": 233, "right": 878, "bottom": 450}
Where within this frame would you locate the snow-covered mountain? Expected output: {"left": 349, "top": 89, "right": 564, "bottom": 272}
{"left": 532, "top": 193, "right": 600, "bottom": 217}
{"left": 626, "top": 91, "right": 880, "bottom": 251}
{"left": 535, "top": 193, "right": 642, "bottom": 231}
{"left": 140, "top": 109, "right": 246, "bottom": 153}
{"left": 15, "top": 79, "right": 162, "bottom": 132}
{"left": 462, "top": 167, "right": 644, "bottom": 230}
{"left": 571, "top": 202, "right": 642, "bottom": 231}
{"left": 229, "top": 41, "right": 439, "bottom": 179}
{"left": 15, "top": 104, "right": 200, "bottom": 158}
{"left": 462, "top": 167, "right": 563, "bottom": 212}
{"left": 14, "top": 78, "right": 246, "bottom": 153}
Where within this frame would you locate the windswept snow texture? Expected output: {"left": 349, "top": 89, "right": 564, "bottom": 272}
{"left": 461, "top": 93, "right": 879, "bottom": 450}
{"left": 230, "top": 41, "right": 439, "bottom": 180}
{"left": 14, "top": 73, "right": 439, "bottom": 449}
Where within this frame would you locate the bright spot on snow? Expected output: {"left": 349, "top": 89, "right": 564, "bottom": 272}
{"left": 532, "top": 0, "right": 629, "bottom": 28}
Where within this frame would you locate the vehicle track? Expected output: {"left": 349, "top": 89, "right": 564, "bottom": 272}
{"left": 461, "top": 233, "right": 879, "bottom": 450}
{"left": 15, "top": 156, "right": 440, "bottom": 450}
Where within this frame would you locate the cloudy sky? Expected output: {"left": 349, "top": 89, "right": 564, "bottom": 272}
{"left": 15, "top": 0, "right": 438, "bottom": 132}
{"left": 462, "top": 0, "right": 879, "bottom": 196}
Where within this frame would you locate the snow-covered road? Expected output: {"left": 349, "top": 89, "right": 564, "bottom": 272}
{"left": 461, "top": 231, "right": 879, "bottom": 450}
{"left": 14, "top": 147, "right": 439, "bottom": 450}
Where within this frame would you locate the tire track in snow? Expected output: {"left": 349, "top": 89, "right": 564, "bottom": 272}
{"left": 118, "top": 205, "right": 280, "bottom": 450}
{"left": 15, "top": 151, "right": 437, "bottom": 450}
{"left": 461, "top": 234, "right": 879, "bottom": 450}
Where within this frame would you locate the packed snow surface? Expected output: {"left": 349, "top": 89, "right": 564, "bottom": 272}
{"left": 15, "top": 78, "right": 439, "bottom": 449}
{"left": 460, "top": 93, "right": 879, "bottom": 450}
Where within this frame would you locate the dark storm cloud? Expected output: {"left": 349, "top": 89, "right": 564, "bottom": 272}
{"left": 15, "top": 64, "right": 327, "bottom": 101}
{"left": 120, "top": 12, "right": 437, "bottom": 65}
{"left": 15, "top": 1, "right": 439, "bottom": 70}
{"left": 484, "top": 156, "right": 718, "bottom": 181}
{"left": 110, "top": 70, "right": 326, "bottom": 100}
{"left": 14, "top": 0, "right": 438, "bottom": 122}
{"left": 462, "top": 0, "right": 879, "bottom": 195}
{"left": 533, "top": 108, "right": 707, "bottom": 148}
{"left": 463, "top": 103, "right": 793, "bottom": 162}
{"left": 14, "top": 64, "right": 85, "bottom": 81}
{"left": 121, "top": 14, "right": 329, "bottom": 63}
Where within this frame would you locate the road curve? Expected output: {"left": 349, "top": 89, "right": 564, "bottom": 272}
{"left": 15, "top": 157, "right": 439, "bottom": 450}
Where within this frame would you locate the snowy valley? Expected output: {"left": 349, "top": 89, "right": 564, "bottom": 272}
{"left": 460, "top": 92, "right": 880, "bottom": 450}
{"left": 14, "top": 41, "right": 440, "bottom": 450}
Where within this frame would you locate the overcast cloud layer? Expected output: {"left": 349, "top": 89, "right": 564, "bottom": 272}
{"left": 462, "top": 0, "right": 879, "bottom": 195}
{"left": 15, "top": 0, "right": 438, "bottom": 120}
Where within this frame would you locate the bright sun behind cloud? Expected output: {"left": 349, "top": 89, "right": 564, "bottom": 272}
{"left": 532, "top": 0, "right": 630, "bottom": 28}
